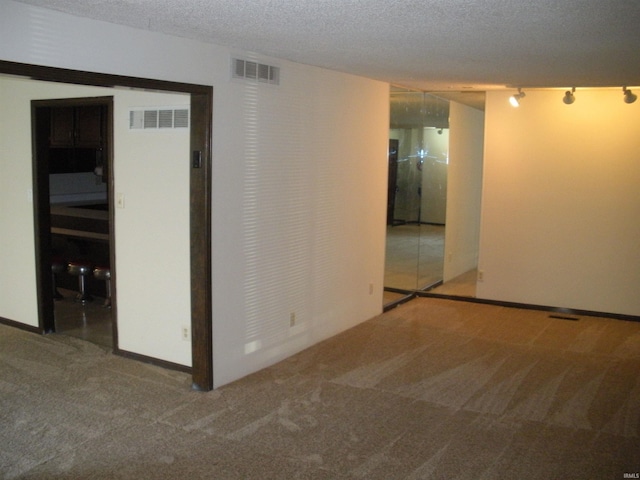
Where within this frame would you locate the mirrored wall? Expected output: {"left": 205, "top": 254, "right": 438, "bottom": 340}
{"left": 385, "top": 88, "right": 449, "bottom": 293}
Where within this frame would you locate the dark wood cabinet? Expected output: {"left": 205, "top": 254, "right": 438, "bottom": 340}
{"left": 75, "top": 106, "right": 104, "bottom": 147}
{"left": 49, "top": 107, "right": 74, "bottom": 147}
{"left": 50, "top": 105, "right": 103, "bottom": 148}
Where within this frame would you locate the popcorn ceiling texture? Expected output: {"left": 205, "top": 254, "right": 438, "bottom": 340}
{"left": 12, "top": 0, "right": 640, "bottom": 91}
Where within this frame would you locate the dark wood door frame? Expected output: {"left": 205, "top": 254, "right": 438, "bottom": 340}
{"left": 1, "top": 60, "right": 214, "bottom": 391}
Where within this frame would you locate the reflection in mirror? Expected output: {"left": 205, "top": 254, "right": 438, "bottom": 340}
{"left": 384, "top": 88, "right": 449, "bottom": 297}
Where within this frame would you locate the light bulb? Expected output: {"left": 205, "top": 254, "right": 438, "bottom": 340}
{"left": 563, "top": 88, "right": 575, "bottom": 105}
{"left": 623, "top": 87, "right": 637, "bottom": 104}
{"left": 509, "top": 89, "right": 525, "bottom": 107}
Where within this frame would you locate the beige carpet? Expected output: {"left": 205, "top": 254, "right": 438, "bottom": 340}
{"left": 1, "top": 297, "right": 639, "bottom": 479}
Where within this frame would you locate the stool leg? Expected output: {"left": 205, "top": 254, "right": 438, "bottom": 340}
{"left": 75, "top": 273, "right": 93, "bottom": 304}
{"left": 103, "top": 278, "right": 111, "bottom": 308}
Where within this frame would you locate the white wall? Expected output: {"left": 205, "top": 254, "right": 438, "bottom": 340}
{"left": 478, "top": 89, "right": 640, "bottom": 316}
{"left": 0, "top": 1, "right": 390, "bottom": 387}
{"left": 211, "top": 64, "right": 389, "bottom": 386}
{"left": 444, "top": 102, "right": 485, "bottom": 282}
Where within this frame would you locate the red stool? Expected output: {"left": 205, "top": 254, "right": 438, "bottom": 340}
{"left": 93, "top": 265, "right": 111, "bottom": 308}
{"left": 67, "top": 260, "right": 93, "bottom": 304}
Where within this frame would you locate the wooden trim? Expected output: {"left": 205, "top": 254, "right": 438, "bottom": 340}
{"left": 0, "top": 316, "right": 43, "bottom": 334}
{"left": 417, "top": 291, "right": 640, "bottom": 323}
{"left": 105, "top": 99, "right": 119, "bottom": 352}
{"left": 114, "top": 347, "right": 193, "bottom": 374}
{"left": 383, "top": 292, "right": 417, "bottom": 312}
{"left": 2, "top": 60, "right": 214, "bottom": 390}
{"left": 189, "top": 91, "right": 214, "bottom": 391}
{"left": 1, "top": 60, "right": 211, "bottom": 95}
{"left": 31, "top": 104, "right": 55, "bottom": 333}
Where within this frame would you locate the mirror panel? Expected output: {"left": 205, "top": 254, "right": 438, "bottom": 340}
{"left": 385, "top": 89, "right": 449, "bottom": 293}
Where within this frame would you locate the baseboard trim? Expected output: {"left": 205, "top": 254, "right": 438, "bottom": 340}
{"left": 383, "top": 291, "right": 417, "bottom": 312}
{"left": 416, "top": 291, "right": 640, "bottom": 323}
{"left": 0, "top": 316, "right": 194, "bottom": 375}
{"left": 383, "top": 280, "right": 444, "bottom": 312}
{"left": 113, "top": 347, "right": 193, "bottom": 375}
{"left": 0, "top": 316, "right": 43, "bottom": 334}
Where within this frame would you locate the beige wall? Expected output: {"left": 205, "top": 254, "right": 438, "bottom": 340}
{"left": 478, "top": 89, "right": 640, "bottom": 316}
{"left": 0, "top": 77, "right": 42, "bottom": 326}
{"left": 112, "top": 90, "right": 191, "bottom": 365}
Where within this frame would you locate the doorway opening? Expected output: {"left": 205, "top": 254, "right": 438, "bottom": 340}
{"left": 2, "top": 60, "right": 213, "bottom": 391}
{"left": 33, "top": 97, "right": 115, "bottom": 349}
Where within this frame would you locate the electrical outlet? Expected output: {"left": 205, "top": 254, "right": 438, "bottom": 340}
{"left": 289, "top": 312, "right": 296, "bottom": 327}
{"left": 181, "top": 326, "right": 190, "bottom": 341}
{"left": 116, "top": 193, "right": 125, "bottom": 209}
{"left": 477, "top": 270, "right": 484, "bottom": 282}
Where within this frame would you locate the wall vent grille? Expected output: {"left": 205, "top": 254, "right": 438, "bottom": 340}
{"left": 232, "top": 58, "right": 280, "bottom": 85}
{"left": 129, "top": 108, "right": 190, "bottom": 129}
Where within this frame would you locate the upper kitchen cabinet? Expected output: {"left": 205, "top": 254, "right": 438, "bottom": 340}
{"left": 50, "top": 105, "right": 104, "bottom": 148}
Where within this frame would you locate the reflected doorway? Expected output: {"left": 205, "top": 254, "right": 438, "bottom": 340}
{"left": 384, "top": 89, "right": 449, "bottom": 294}
{"left": 384, "top": 88, "right": 486, "bottom": 308}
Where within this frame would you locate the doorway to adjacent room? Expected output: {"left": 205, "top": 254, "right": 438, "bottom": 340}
{"left": 32, "top": 96, "right": 116, "bottom": 349}
{"left": 1, "top": 60, "right": 213, "bottom": 391}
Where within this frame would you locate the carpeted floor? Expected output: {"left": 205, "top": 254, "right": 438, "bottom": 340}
{"left": 1, "top": 297, "right": 639, "bottom": 479}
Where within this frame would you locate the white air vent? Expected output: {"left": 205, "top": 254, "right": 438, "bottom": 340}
{"left": 232, "top": 58, "right": 280, "bottom": 85}
{"left": 129, "top": 108, "right": 190, "bottom": 129}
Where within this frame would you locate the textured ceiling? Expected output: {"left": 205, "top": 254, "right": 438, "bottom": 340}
{"left": 13, "top": 0, "right": 640, "bottom": 95}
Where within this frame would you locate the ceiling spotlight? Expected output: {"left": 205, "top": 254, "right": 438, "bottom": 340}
{"left": 623, "top": 86, "right": 637, "bottom": 104}
{"left": 509, "top": 88, "right": 525, "bottom": 107}
{"left": 563, "top": 87, "right": 576, "bottom": 105}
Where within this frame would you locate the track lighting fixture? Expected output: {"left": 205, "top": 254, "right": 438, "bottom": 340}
{"left": 563, "top": 87, "right": 576, "bottom": 105}
{"left": 509, "top": 88, "right": 525, "bottom": 107}
{"left": 623, "top": 87, "right": 637, "bottom": 104}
